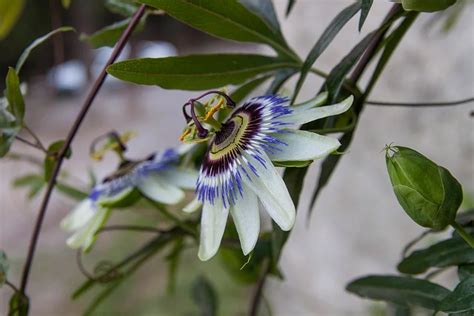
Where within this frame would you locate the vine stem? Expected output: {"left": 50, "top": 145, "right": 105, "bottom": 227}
{"left": 366, "top": 96, "right": 474, "bottom": 107}
{"left": 18, "top": 4, "right": 147, "bottom": 297}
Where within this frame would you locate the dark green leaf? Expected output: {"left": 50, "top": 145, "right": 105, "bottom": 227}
{"left": 285, "top": 0, "right": 297, "bottom": 17}
{"left": 0, "top": 250, "right": 8, "bottom": 287}
{"left": 81, "top": 17, "right": 145, "bottom": 49}
{"left": 8, "top": 292, "right": 29, "bottom": 316}
{"left": 401, "top": 0, "right": 457, "bottom": 12}
{"left": 191, "top": 275, "right": 218, "bottom": 316}
{"left": 346, "top": 275, "right": 450, "bottom": 310}
{"left": 105, "top": 0, "right": 140, "bottom": 16}
{"left": 458, "top": 264, "right": 474, "bottom": 282}
{"left": 0, "top": 0, "right": 25, "bottom": 40}
{"left": 44, "top": 140, "right": 71, "bottom": 181}
{"left": 12, "top": 174, "right": 45, "bottom": 199}
{"left": 16, "top": 27, "right": 75, "bottom": 75}
{"left": 5, "top": 67, "right": 25, "bottom": 123}
{"left": 265, "top": 68, "right": 297, "bottom": 94}
{"left": 359, "top": 0, "right": 374, "bottom": 31}
{"left": 240, "top": 0, "right": 282, "bottom": 36}
{"left": 165, "top": 237, "right": 184, "bottom": 294}
{"left": 398, "top": 235, "right": 474, "bottom": 274}
{"left": 230, "top": 76, "right": 270, "bottom": 104}
{"left": 0, "top": 126, "right": 19, "bottom": 158}
{"left": 107, "top": 54, "right": 298, "bottom": 90}
{"left": 138, "top": 0, "right": 297, "bottom": 60}
{"left": 326, "top": 30, "right": 376, "bottom": 101}
{"left": 439, "top": 277, "right": 474, "bottom": 313}
{"left": 292, "top": 1, "right": 361, "bottom": 102}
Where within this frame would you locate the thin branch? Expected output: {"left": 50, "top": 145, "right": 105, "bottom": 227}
{"left": 18, "top": 4, "right": 147, "bottom": 296}
{"left": 97, "top": 225, "right": 166, "bottom": 234}
{"left": 23, "top": 125, "right": 47, "bottom": 152}
{"left": 14, "top": 135, "right": 45, "bottom": 152}
{"left": 366, "top": 97, "right": 474, "bottom": 107}
{"left": 5, "top": 280, "right": 20, "bottom": 293}
{"left": 249, "top": 258, "right": 271, "bottom": 316}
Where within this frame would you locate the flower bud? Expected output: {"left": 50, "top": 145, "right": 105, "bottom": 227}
{"left": 386, "top": 146, "right": 462, "bottom": 230}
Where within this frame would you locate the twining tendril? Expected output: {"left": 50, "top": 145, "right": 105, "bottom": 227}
{"left": 76, "top": 251, "right": 122, "bottom": 283}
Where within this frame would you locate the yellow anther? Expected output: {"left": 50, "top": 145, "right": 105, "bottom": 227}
{"left": 179, "top": 128, "right": 191, "bottom": 142}
{"left": 204, "top": 98, "right": 225, "bottom": 121}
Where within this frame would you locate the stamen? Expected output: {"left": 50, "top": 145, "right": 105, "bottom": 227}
{"left": 179, "top": 128, "right": 191, "bottom": 141}
{"left": 205, "top": 98, "right": 225, "bottom": 120}
{"left": 90, "top": 130, "right": 128, "bottom": 161}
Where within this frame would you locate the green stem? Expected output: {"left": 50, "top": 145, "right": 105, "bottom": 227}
{"left": 451, "top": 221, "right": 474, "bottom": 248}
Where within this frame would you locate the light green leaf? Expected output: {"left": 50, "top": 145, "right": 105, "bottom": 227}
{"left": 439, "top": 277, "right": 474, "bottom": 313}
{"left": 398, "top": 235, "right": 474, "bottom": 274}
{"left": 138, "top": 0, "right": 297, "bottom": 60}
{"left": 402, "top": 0, "right": 457, "bottom": 12}
{"left": 346, "top": 275, "right": 450, "bottom": 310}
{"left": 0, "top": 0, "right": 25, "bottom": 40}
{"left": 9, "top": 292, "right": 29, "bottom": 316}
{"left": 107, "top": 54, "right": 298, "bottom": 90}
{"left": 44, "top": 140, "right": 71, "bottom": 181}
{"left": 13, "top": 173, "right": 45, "bottom": 199}
{"left": 105, "top": 0, "right": 140, "bottom": 16}
{"left": 292, "top": 1, "right": 361, "bottom": 102}
{"left": 80, "top": 17, "right": 146, "bottom": 49}
{"left": 16, "top": 26, "right": 75, "bottom": 75}
{"left": 5, "top": 67, "right": 25, "bottom": 123}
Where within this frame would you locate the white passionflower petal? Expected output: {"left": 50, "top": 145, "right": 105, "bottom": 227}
{"left": 159, "top": 167, "right": 199, "bottom": 190}
{"left": 65, "top": 207, "right": 111, "bottom": 251}
{"left": 198, "top": 198, "right": 230, "bottom": 261}
{"left": 284, "top": 95, "right": 353, "bottom": 125}
{"left": 137, "top": 174, "right": 185, "bottom": 205}
{"left": 182, "top": 196, "right": 202, "bottom": 213}
{"left": 230, "top": 188, "right": 260, "bottom": 255}
{"left": 241, "top": 152, "right": 295, "bottom": 231}
{"left": 268, "top": 130, "right": 341, "bottom": 162}
{"left": 291, "top": 91, "right": 328, "bottom": 111}
{"left": 60, "top": 199, "right": 96, "bottom": 232}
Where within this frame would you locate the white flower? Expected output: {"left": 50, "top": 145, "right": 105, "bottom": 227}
{"left": 61, "top": 148, "right": 198, "bottom": 251}
{"left": 187, "top": 92, "right": 353, "bottom": 260}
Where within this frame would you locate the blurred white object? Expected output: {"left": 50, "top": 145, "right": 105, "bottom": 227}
{"left": 136, "top": 41, "right": 177, "bottom": 58}
{"left": 47, "top": 60, "right": 87, "bottom": 95}
{"left": 91, "top": 44, "right": 131, "bottom": 89}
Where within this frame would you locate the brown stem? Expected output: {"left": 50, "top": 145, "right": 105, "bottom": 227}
{"left": 249, "top": 258, "right": 271, "bottom": 316}
{"left": 18, "top": 4, "right": 147, "bottom": 297}
{"left": 23, "top": 125, "right": 47, "bottom": 152}
{"left": 14, "top": 136, "right": 45, "bottom": 152}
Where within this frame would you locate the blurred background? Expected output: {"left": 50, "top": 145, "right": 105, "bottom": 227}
{"left": 0, "top": 0, "right": 473, "bottom": 315}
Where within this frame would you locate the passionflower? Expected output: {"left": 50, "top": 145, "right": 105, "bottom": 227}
{"left": 61, "top": 147, "right": 198, "bottom": 251}
{"left": 181, "top": 91, "right": 353, "bottom": 260}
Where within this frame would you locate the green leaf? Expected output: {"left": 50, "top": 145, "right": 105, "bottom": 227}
{"left": 44, "top": 140, "right": 71, "bottom": 182}
{"left": 13, "top": 174, "right": 45, "bottom": 199}
{"left": 0, "top": 250, "right": 8, "bottom": 287}
{"left": 0, "top": 127, "right": 20, "bottom": 158}
{"left": 240, "top": 0, "right": 282, "bottom": 36}
{"left": 165, "top": 237, "right": 184, "bottom": 294}
{"left": 5, "top": 67, "right": 25, "bottom": 123}
{"left": 8, "top": 292, "right": 29, "bottom": 316}
{"left": 138, "top": 0, "right": 297, "bottom": 60}
{"left": 191, "top": 275, "right": 218, "bottom": 316}
{"left": 61, "top": 0, "right": 71, "bottom": 9}
{"left": 0, "top": 0, "right": 25, "bottom": 40}
{"left": 81, "top": 17, "right": 146, "bottom": 49}
{"left": 439, "top": 277, "right": 474, "bottom": 313}
{"left": 56, "top": 182, "right": 88, "bottom": 200}
{"left": 105, "top": 0, "right": 140, "bottom": 16}
{"left": 107, "top": 54, "right": 298, "bottom": 90}
{"left": 359, "top": 0, "right": 374, "bottom": 31}
{"left": 458, "top": 264, "right": 474, "bottom": 282}
{"left": 346, "top": 275, "right": 450, "bottom": 310}
{"left": 292, "top": 1, "right": 361, "bottom": 102}
{"left": 16, "top": 27, "right": 75, "bottom": 75}
{"left": 285, "top": 0, "right": 297, "bottom": 17}
{"left": 265, "top": 68, "right": 297, "bottom": 94}
{"left": 230, "top": 76, "right": 270, "bottom": 104}
{"left": 401, "top": 0, "right": 457, "bottom": 12}
{"left": 398, "top": 235, "right": 474, "bottom": 274}
{"left": 273, "top": 160, "right": 312, "bottom": 168}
